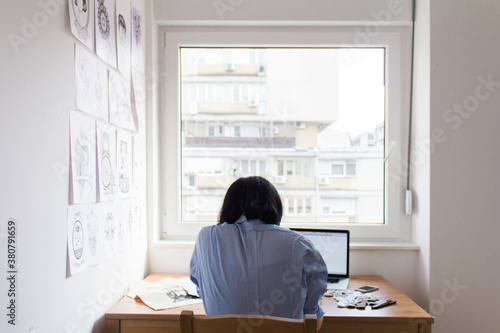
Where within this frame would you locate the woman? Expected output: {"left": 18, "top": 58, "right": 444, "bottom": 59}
{"left": 190, "top": 176, "right": 327, "bottom": 322}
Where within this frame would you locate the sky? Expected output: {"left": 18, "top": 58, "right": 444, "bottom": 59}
{"left": 331, "top": 48, "right": 385, "bottom": 138}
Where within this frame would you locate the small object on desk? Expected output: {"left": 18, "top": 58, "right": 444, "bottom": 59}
{"left": 354, "top": 285, "right": 379, "bottom": 293}
{"left": 371, "top": 299, "right": 397, "bottom": 309}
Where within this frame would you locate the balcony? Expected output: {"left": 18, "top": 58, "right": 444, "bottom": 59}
{"left": 196, "top": 63, "right": 261, "bottom": 76}
{"left": 273, "top": 176, "right": 358, "bottom": 191}
{"left": 197, "top": 101, "right": 258, "bottom": 114}
{"left": 185, "top": 137, "right": 296, "bottom": 148}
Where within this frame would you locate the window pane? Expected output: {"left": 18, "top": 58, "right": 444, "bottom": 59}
{"left": 250, "top": 160, "right": 257, "bottom": 174}
{"left": 286, "top": 160, "right": 293, "bottom": 176}
{"left": 242, "top": 160, "right": 248, "bottom": 174}
{"left": 277, "top": 160, "right": 284, "bottom": 176}
{"left": 297, "top": 199, "right": 303, "bottom": 214}
{"left": 180, "top": 47, "right": 384, "bottom": 224}
{"left": 331, "top": 164, "right": 344, "bottom": 175}
{"left": 288, "top": 198, "right": 294, "bottom": 214}
{"left": 259, "top": 160, "right": 266, "bottom": 175}
{"left": 346, "top": 161, "right": 356, "bottom": 175}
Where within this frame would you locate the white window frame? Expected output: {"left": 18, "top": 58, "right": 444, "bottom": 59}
{"left": 159, "top": 26, "right": 412, "bottom": 243}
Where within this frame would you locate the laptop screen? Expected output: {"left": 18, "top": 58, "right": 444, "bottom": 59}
{"left": 291, "top": 229, "right": 349, "bottom": 277}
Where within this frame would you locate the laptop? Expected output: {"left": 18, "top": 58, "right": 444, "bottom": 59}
{"left": 292, "top": 229, "right": 350, "bottom": 290}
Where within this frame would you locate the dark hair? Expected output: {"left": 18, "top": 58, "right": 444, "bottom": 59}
{"left": 218, "top": 176, "right": 283, "bottom": 225}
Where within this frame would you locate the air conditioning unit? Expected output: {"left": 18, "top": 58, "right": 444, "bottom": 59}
{"left": 275, "top": 176, "right": 286, "bottom": 184}
{"left": 319, "top": 175, "right": 330, "bottom": 185}
{"left": 225, "top": 63, "right": 236, "bottom": 71}
{"left": 295, "top": 121, "right": 305, "bottom": 129}
{"left": 248, "top": 99, "right": 258, "bottom": 107}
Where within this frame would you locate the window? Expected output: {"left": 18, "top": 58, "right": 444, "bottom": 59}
{"left": 346, "top": 161, "right": 356, "bottom": 176}
{"left": 188, "top": 174, "right": 195, "bottom": 187}
{"left": 161, "top": 26, "right": 412, "bottom": 242}
{"left": 331, "top": 164, "right": 344, "bottom": 176}
{"left": 277, "top": 160, "right": 284, "bottom": 176}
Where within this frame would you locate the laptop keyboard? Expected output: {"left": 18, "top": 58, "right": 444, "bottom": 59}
{"left": 327, "top": 278, "right": 340, "bottom": 284}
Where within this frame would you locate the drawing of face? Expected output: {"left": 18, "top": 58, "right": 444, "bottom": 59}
{"left": 73, "top": 0, "right": 89, "bottom": 28}
{"left": 118, "top": 14, "right": 127, "bottom": 45}
{"left": 73, "top": 220, "right": 84, "bottom": 259}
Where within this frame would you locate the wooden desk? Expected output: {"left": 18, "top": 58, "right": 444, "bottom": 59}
{"left": 105, "top": 273, "right": 433, "bottom": 333}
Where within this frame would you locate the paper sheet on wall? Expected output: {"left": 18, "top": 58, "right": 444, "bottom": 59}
{"left": 131, "top": 2, "right": 145, "bottom": 73}
{"left": 130, "top": 198, "right": 147, "bottom": 246}
{"left": 131, "top": 69, "right": 146, "bottom": 134}
{"left": 69, "top": 0, "right": 94, "bottom": 50}
{"left": 67, "top": 204, "right": 104, "bottom": 276}
{"left": 116, "top": 200, "right": 131, "bottom": 251}
{"left": 97, "top": 121, "right": 117, "bottom": 202}
{"left": 70, "top": 110, "right": 97, "bottom": 204}
{"left": 127, "top": 277, "right": 202, "bottom": 310}
{"left": 95, "top": 0, "right": 117, "bottom": 67}
{"left": 102, "top": 201, "right": 119, "bottom": 258}
{"left": 109, "top": 70, "right": 135, "bottom": 130}
{"left": 116, "top": 129, "right": 133, "bottom": 197}
{"left": 75, "top": 44, "right": 109, "bottom": 120}
{"left": 116, "top": 0, "right": 131, "bottom": 79}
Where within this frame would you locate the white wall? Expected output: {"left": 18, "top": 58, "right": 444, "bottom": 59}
{"left": 154, "top": 0, "right": 412, "bottom": 24}
{"left": 0, "top": 1, "right": 148, "bottom": 332}
{"left": 411, "top": 0, "right": 431, "bottom": 310}
{"left": 428, "top": 1, "right": 500, "bottom": 332}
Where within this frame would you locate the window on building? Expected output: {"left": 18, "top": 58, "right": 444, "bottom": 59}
{"left": 277, "top": 160, "right": 284, "bottom": 176}
{"left": 188, "top": 174, "right": 195, "bottom": 187}
{"left": 286, "top": 160, "right": 293, "bottom": 176}
{"left": 331, "top": 164, "right": 344, "bottom": 176}
{"left": 161, "top": 27, "right": 412, "bottom": 242}
{"left": 346, "top": 161, "right": 356, "bottom": 176}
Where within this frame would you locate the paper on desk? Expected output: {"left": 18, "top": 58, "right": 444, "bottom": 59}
{"left": 127, "top": 277, "right": 202, "bottom": 310}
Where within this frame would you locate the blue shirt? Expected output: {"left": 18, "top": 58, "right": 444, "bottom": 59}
{"left": 189, "top": 215, "right": 327, "bottom": 319}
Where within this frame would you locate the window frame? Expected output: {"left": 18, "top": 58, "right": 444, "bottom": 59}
{"left": 159, "top": 26, "right": 412, "bottom": 243}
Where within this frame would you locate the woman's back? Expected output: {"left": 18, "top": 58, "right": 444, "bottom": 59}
{"left": 190, "top": 215, "right": 327, "bottom": 319}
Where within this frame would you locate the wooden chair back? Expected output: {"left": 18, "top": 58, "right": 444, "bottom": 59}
{"left": 179, "top": 310, "right": 317, "bottom": 333}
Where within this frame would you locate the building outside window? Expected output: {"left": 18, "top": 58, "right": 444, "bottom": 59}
{"left": 180, "top": 47, "right": 384, "bottom": 225}
{"left": 161, "top": 26, "right": 412, "bottom": 241}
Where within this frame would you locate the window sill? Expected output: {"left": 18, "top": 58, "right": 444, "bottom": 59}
{"left": 153, "top": 239, "right": 420, "bottom": 251}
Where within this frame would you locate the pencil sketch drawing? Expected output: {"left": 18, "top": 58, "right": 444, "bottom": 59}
{"left": 97, "top": 122, "right": 117, "bottom": 201}
{"left": 69, "top": 0, "right": 93, "bottom": 49}
{"left": 70, "top": 110, "right": 96, "bottom": 204}
{"left": 109, "top": 70, "right": 135, "bottom": 130}
{"left": 95, "top": 0, "right": 116, "bottom": 67}
{"left": 116, "top": 0, "right": 131, "bottom": 78}
{"left": 131, "top": 2, "right": 144, "bottom": 72}
{"left": 75, "top": 44, "right": 108, "bottom": 120}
